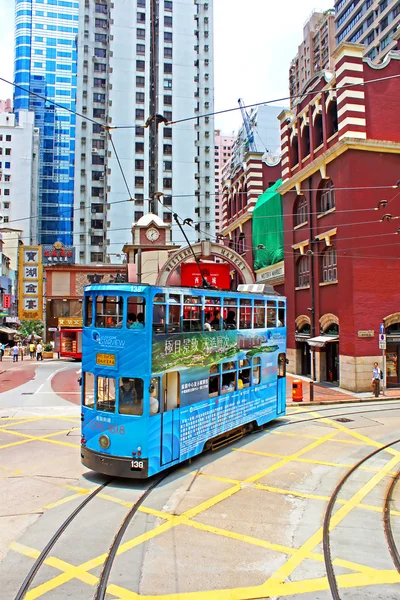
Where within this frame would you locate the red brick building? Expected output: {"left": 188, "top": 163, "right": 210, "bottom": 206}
{"left": 278, "top": 36, "right": 400, "bottom": 391}
{"left": 221, "top": 151, "right": 281, "bottom": 288}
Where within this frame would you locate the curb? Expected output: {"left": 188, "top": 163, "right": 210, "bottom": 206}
{"left": 287, "top": 396, "right": 400, "bottom": 407}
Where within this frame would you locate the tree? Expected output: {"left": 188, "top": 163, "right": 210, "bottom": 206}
{"left": 19, "top": 320, "right": 44, "bottom": 338}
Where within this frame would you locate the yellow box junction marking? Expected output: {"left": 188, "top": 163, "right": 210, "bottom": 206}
{"left": 9, "top": 412, "right": 400, "bottom": 599}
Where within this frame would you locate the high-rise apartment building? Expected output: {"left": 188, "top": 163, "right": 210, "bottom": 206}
{"left": 13, "top": 0, "right": 79, "bottom": 246}
{"left": 334, "top": 0, "right": 400, "bottom": 62}
{"left": 214, "top": 130, "right": 234, "bottom": 235}
{"left": 0, "top": 110, "right": 40, "bottom": 244}
{"left": 74, "top": 0, "right": 215, "bottom": 265}
{"left": 289, "top": 9, "right": 336, "bottom": 107}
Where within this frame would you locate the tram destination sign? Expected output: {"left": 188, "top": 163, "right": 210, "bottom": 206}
{"left": 96, "top": 353, "right": 116, "bottom": 367}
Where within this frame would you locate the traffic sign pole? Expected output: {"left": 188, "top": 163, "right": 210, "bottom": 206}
{"left": 379, "top": 329, "right": 386, "bottom": 395}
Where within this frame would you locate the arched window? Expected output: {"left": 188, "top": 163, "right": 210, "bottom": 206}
{"left": 297, "top": 256, "right": 310, "bottom": 288}
{"left": 290, "top": 134, "right": 299, "bottom": 167}
{"left": 318, "top": 179, "right": 335, "bottom": 214}
{"left": 294, "top": 195, "right": 308, "bottom": 227}
{"left": 238, "top": 232, "right": 246, "bottom": 255}
{"left": 326, "top": 99, "right": 338, "bottom": 138}
{"left": 322, "top": 247, "right": 337, "bottom": 283}
{"left": 313, "top": 112, "right": 323, "bottom": 148}
{"left": 300, "top": 124, "right": 310, "bottom": 158}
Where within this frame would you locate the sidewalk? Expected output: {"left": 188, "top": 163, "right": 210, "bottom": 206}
{"left": 286, "top": 374, "right": 400, "bottom": 406}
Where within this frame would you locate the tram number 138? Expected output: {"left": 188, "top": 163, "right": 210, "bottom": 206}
{"left": 131, "top": 460, "right": 144, "bottom": 470}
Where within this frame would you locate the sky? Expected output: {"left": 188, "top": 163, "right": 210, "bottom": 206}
{"left": 0, "top": 0, "right": 334, "bottom": 133}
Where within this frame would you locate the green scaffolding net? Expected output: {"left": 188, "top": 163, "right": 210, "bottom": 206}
{"left": 253, "top": 179, "right": 283, "bottom": 271}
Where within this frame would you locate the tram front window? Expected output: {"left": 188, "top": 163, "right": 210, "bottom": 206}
{"left": 84, "top": 296, "right": 93, "bottom": 327}
{"left": 84, "top": 372, "right": 95, "bottom": 408}
{"left": 95, "top": 296, "right": 123, "bottom": 328}
{"left": 153, "top": 294, "right": 166, "bottom": 333}
{"left": 119, "top": 377, "right": 144, "bottom": 415}
{"left": 97, "top": 376, "right": 116, "bottom": 413}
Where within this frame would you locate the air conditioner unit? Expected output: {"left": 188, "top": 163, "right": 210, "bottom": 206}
{"left": 82, "top": 106, "right": 87, "bottom": 112}
{"left": 99, "top": 175, "right": 104, "bottom": 181}
{"left": 89, "top": 228, "right": 93, "bottom": 234}
{"left": 80, "top": 201, "right": 85, "bottom": 208}
{"left": 101, "top": 83, "right": 106, "bottom": 88}
{"left": 81, "top": 169, "right": 86, "bottom": 175}
{"left": 84, "top": 30, "right": 89, "bottom": 36}
{"left": 92, "top": 148, "right": 98, "bottom": 153}
{"left": 100, "top": 131, "right": 106, "bottom": 136}
{"left": 194, "top": 157, "right": 199, "bottom": 162}
{"left": 205, "top": 207, "right": 210, "bottom": 213}
{"left": 99, "top": 190, "right": 104, "bottom": 197}
{"left": 82, "top": 122, "right": 87, "bottom": 129}
{"left": 205, "top": 146, "right": 210, "bottom": 152}
{"left": 98, "top": 241, "right": 104, "bottom": 247}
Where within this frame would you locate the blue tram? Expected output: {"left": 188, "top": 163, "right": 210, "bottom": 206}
{"left": 81, "top": 283, "right": 287, "bottom": 478}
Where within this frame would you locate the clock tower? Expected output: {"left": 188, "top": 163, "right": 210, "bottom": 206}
{"left": 122, "top": 213, "right": 180, "bottom": 284}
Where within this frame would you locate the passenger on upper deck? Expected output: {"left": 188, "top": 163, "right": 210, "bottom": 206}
{"left": 225, "top": 310, "right": 236, "bottom": 330}
{"left": 127, "top": 313, "right": 145, "bottom": 330}
{"left": 204, "top": 312, "right": 212, "bottom": 331}
{"left": 210, "top": 310, "right": 222, "bottom": 329}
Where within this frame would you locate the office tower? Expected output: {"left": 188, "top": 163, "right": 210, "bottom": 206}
{"left": 334, "top": 0, "right": 400, "bottom": 62}
{"left": 13, "top": 0, "right": 79, "bottom": 245}
{"left": 74, "top": 0, "right": 215, "bottom": 265}
{"left": 214, "top": 130, "right": 234, "bottom": 235}
{"left": 289, "top": 10, "right": 336, "bottom": 107}
{"left": 0, "top": 110, "right": 40, "bottom": 244}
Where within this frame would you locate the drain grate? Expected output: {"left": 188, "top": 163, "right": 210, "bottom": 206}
{"left": 335, "top": 417, "right": 354, "bottom": 423}
{"left": 21, "top": 392, "right": 34, "bottom": 395}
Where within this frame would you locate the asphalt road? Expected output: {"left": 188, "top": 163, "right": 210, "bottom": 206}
{"left": 0, "top": 360, "right": 400, "bottom": 599}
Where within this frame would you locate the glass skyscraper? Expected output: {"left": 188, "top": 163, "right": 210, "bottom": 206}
{"left": 14, "top": 0, "right": 79, "bottom": 245}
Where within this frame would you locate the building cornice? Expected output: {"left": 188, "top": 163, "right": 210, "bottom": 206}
{"left": 278, "top": 138, "right": 400, "bottom": 194}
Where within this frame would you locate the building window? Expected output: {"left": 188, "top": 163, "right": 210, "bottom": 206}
{"left": 136, "top": 76, "right": 145, "bottom": 87}
{"left": 94, "top": 77, "right": 106, "bottom": 88}
{"left": 294, "top": 196, "right": 307, "bottom": 227}
{"left": 95, "top": 3, "right": 108, "bottom": 14}
{"left": 137, "top": 28, "right": 145, "bottom": 39}
{"left": 136, "top": 60, "right": 145, "bottom": 71}
{"left": 164, "top": 160, "right": 172, "bottom": 171}
{"left": 163, "top": 178, "right": 172, "bottom": 189}
{"left": 367, "top": 31, "right": 374, "bottom": 45}
{"left": 3, "top": 202, "right": 10, "bottom": 209}
{"left": 297, "top": 256, "right": 310, "bottom": 288}
{"left": 136, "top": 126, "right": 144, "bottom": 137}
{"left": 95, "top": 33, "right": 107, "bottom": 43}
{"left": 136, "top": 44, "right": 145, "bottom": 55}
{"left": 238, "top": 232, "right": 246, "bottom": 255}
{"left": 5, "top": 135, "right": 11, "bottom": 142}
{"left": 94, "top": 48, "right": 106, "bottom": 58}
{"left": 164, "top": 16, "right": 172, "bottom": 27}
{"left": 137, "top": 12, "right": 145, "bottom": 23}
{"left": 4, "top": 189, "right": 10, "bottom": 196}
{"left": 164, "top": 79, "right": 172, "bottom": 89}
{"left": 164, "top": 95, "right": 172, "bottom": 106}
{"left": 95, "top": 18, "right": 107, "bottom": 27}
{"left": 164, "top": 212, "right": 172, "bottom": 222}
{"left": 164, "top": 31, "right": 172, "bottom": 42}
{"left": 318, "top": 179, "right": 335, "bottom": 214}
{"left": 325, "top": 100, "right": 338, "bottom": 138}
{"left": 135, "top": 211, "right": 144, "bottom": 221}
{"left": 138, "top": 0, "right": 146, "bottom": 6}
{"left": 164, "top": 110, "right": 172, "bottom": 121}
{"left": 93, "top": 92, "right": 106, "bottom": 103}
{"left": 92, "top": 139, "right": 105, "bottom": 149}
{"left": 322, "top": 247, "right": 337, "bottom": 282}
{"left": 163, "top": 195, "right": 172, "bottom": 206}
{"left": 135, "top": 176, "right": 144, "bottom": 187}
{"left": 163, "top": 128, "right": 172, "bottom": 139}
{"left": 164, "top": 1, "right": 172, "bottom": 11}
{"left": 394, "top": 3, "right": 400, "bottom": 18}
{"left": 135, "top": 142, "right": 144, "bottom": 153}
{"left": 135, "top": 159, "right": 144, "bottom": 170}
{"left": 91, "top": 252, "right": 104, "bottom": 262}
{"left": 301, "top": 124, "right": 310, "bottom": 158}
{"left": 290, "top": 134, "right": 299, "bottom": 167}
{"left": 136, "top": 109, "right": 145, "bottom": 120}
{"left": 136, "top": 92, "right": 145, "bottom": 103}
{"left": 163, "top": 144, "right": 172, "bottom": 155}
{"left": 367, "top": 14, "right": 374, "bottom": 28}
{"left": 381, "top": 35, "right": 390, "bottom": 49}
{"left": 164, "top": 47, "right": 172, "bottom": 58}
{"left": 94, "top": 63, "right": 107, "bottom": 72}
{"left": 5, "top": 148, "right": 11, "bottom": 156}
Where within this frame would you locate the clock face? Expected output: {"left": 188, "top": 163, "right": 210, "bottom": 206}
{"left": 146, "top": 227, "right": 160, "bottom": 242}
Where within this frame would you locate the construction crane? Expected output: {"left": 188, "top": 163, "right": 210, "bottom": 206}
{"left": 238, "top": 98, "right": 257, "bottom": 153}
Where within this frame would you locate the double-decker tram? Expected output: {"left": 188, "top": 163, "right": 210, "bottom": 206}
{"left": 81, "top": 283, "right": 287, "bottom": 478}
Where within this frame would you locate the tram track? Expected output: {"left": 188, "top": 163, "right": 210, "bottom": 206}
{"left": 322, "top": 439, "right": 400, "bottom": 600}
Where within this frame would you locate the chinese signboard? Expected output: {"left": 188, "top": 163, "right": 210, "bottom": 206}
{"left": 3, "top": 294, "right": 11, "bottom": 309}
{"left": 42, "top": 242, "right": 75, "bottom": 265}
{"left": 181, "top": 262, "right": 231, "bottom": 289}
{"left": 18, "top": 246, "right": 43, "bottom": 321}
{"left": 58, "top": 318, "right": 83, "bottom": 328}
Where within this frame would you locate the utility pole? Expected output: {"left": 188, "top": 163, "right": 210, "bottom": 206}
{"left": 148, "top": 0, "right": 160, "bottom": 215}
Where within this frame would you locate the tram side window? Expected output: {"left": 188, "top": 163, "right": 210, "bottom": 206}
{"left": 206, "top": 297, "right": 222, "bottom": 330}
{"left": 253, "top": 300, "right": 265, "bottom": 329}
{"left": 278, "top": 353, "right": 286, "bottom": 378}
{"left": 127, "top": 296, "right": 146, "bottom": 329}
{"left": 97, "top": 376, "right": 116, "bottom": 413}
{"left": 252, "top": 357, "right": 261, "bottom": 385}
{"left": 95, "top": 296, "right": 123, "bottom": 328}
{"left": 168, "top": 294, "right": 181, "bottom": 333}
{"left": 209, "top": 365, "right": 220, "bottom": 397}
{"left": 238, "top": 359, "right": 251, "bottom": 388}
{"left": 223, "top": 297, "right": 237, "bottom": 330}
{"left": 183, "top": 295, "right": 202, "bottom": 332}
{"left": 278, "top": 301, "right": 286, "bottom": 327}
{"left": 153, "top": 294, "right": 166, "bottom": 333}
{"left": 84, "top": 296, "right": 93, "bottom": 327}
{"left": 119, "top": 377, "right": 143, "bottom": 415}
{"left": 267, "top": 302, "right": 277, "bottom": 327}
{"left": 83, "top": 372, "right": 95, "bottom": 407}
{"left": 150, "top": 377, "right": 160, "bottom": 415}
{"left": 222, "top": 360, "right": 236, "bottom": 393}
{"left": 239, "top": 299, "right": 252, "bottom": 329}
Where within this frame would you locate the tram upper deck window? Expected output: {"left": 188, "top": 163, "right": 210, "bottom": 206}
{"left": 97, "top": 376, "right": 116, "bottom": 413}
{"left": 168, "top": 294, "right": 181, "bottom": 333}
{"left": 118, "top": 377, "right": 143, "bottom": 415}
{"left": 95, "top": 296, "right": 123, "bottom": 328}
{"left": 153, "top": 293, "right": 166, "bottom": 333}
{"left": 252, "top": 357, "right": 261, "bottom": 385}
{"left": 267, "top": 302, "right": 277, "bottom": 327}
{"left": 254, "top": 300, "right": 266, "bottom": 329}
{"left": 239, "top": 299, "right": 252, "bottom": 329}
{"left": 278, "top": 301, "right": 286, "bottom": 327}
{"left": 183, "top": 295, "right": 202, "bottom": 332}
{"left": 206, "top": 297, "right": 221, "bottom": 330}
{"left": 127, "top": 296, "right": 146, "bottom": 330}
{"left": 84, "top": 296, "right": 93, "bottom": 327}
{"left": 83, "top": 372, "right": 95, "bottom": 408}
{"left": 209, "top": 364, "right": 220, "bottom": 397}
{"left": 223, "top": 298, "right": 237, "bottom": 330}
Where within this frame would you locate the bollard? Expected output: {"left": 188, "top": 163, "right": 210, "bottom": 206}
{"left": 292, "top": 380, "right": 303, "bottom": 402}
{"left": 310, "top": 381, "right": 314, "bottom": 402}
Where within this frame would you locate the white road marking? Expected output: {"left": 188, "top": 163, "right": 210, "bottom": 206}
{"left": 34, "top": 366, "right": 73, "bottom": 393}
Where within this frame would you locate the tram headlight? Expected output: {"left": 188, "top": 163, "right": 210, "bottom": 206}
{"left": 99, "top": 434, "right": 110, "bottom": 450}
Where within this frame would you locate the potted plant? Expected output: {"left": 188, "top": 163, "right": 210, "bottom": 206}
{"left": 42, "top": 342, "right": 53, "bottom": 359}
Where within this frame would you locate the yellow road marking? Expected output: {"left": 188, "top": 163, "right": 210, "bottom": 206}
{"left": 271, "top": 430, "right": 364, "bottom": 445}
{"left": 44, "top": 493, "right": 86, "bottom": 510}
{"left": 0, "top": 427, "right": 79, "bottom": 449}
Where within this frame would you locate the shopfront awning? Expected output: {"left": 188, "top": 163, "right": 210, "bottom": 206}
{"left": 0, "top": 326, "right": 19, "bottom": 335}
{"left": 307, "top": 335, "right": 339, "bottom": 348}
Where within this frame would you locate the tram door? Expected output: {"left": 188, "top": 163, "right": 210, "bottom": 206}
{"left": 277, "top": 353, "right": 286, "bottom": 415}
{"left": 161, "top": 371, "right": 180, "bottom": 465}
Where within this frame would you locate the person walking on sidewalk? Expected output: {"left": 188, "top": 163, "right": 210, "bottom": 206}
{"left": 36, "top": 341, "right": 43, "bottom": 361}
{"left": 29, "top": 341, "right": 36, "bottom": 359}
{"left": 372, "top": 362, "right": 382, "bottom": 397}
{"left": 12, "top": 343, "right": 19, "bottom": 363}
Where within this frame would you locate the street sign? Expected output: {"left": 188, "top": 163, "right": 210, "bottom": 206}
{"left": 48, "top": 327, "right": 58, "bottom": 332}
{"left": 380, "top": 323, "right": 385, "bottom": 334}
{"left": 379, "top": 333, "right": 386, "bottom": 350}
